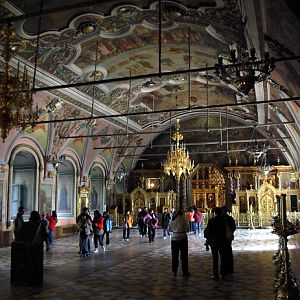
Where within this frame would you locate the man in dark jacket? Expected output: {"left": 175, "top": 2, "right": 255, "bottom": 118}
{"left": 204, "top": 207, "right": 227, "bottom": 281}
{"left": 221, "top": 205, "right": 236, "bottom": 275}
{"left": 13, "top": 206, "right": 25, "bottom": 241}
{"left": 162, "top": 208, "right": 171, "bottom": 239}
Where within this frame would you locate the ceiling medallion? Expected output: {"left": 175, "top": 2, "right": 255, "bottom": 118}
{"left": 77, "top": 20, "right": 97, "bottom": 35}
{"left": 215, "top": 48, "right": 275, "bottom": 95}
{"left": 0, "top": 26, "right": 38, "bottom": 142}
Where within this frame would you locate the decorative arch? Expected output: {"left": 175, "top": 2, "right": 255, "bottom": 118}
{"left": 87, "top": 156, "right": 109, "bottom": 178}
{"left": 56, "top": 157, "right": 77, "bottom": 217}
{"left": 8, "top": 138, "right": 44, "bottom": 168}
{"left": 89, "top": 163, "right": 106, "bottom": 213}
{"left": 9, "top": 149, "right": 38, "bottom": 222}
{"left": 5, "top": 141, "right": 44, "bottom": 228}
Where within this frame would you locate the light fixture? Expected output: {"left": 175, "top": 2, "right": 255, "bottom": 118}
{"left": 45, "top": 153, "right": 66, "bottom": 169}
{"left": 0, "top": 26, "right": 38, "bottom": 141}
{"left": 163, "top": 119, "right": 194, "bottom": 180}
{"left": 115, "top": 168, "right": 127, "bottom": 182}
{"left": 258, "top": 164, "right": 273, "bottom": 177}
{"left": 215, "top": 47, "right": 275, "bottom": 95}
{"left": 257, "top": 153, "right": 273, "bottom": 177}
{"left": 244, "top": 126, "right": 269, "bottom": 165}
{"left": 163, "top": 119, "right": 194, "bottom": 209}
{"left": 46, "top": 98, "right": 63, "bottom": 113}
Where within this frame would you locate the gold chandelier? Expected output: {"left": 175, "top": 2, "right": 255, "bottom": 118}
{"left": 163, "top": 119, "right": 194, "bottom": 180}
{"left": 0, "top": 26, "right": 38, "bottom": 142}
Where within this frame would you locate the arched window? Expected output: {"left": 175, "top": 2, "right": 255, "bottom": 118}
{"left": 57, "top": 160, "right": 75, "bottom": 216}
{"left": 12, "top": 151, "right": 37, "bottom": 218}
{"left": 90, "top": 166, "right": 105, "bottom": 212}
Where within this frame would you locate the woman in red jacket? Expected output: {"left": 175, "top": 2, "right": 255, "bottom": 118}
{"left": 93, "top": 210, "right": 105, "bottom": 252}
{"left": 46, "top": 210, "right": 57, "bottom": 248}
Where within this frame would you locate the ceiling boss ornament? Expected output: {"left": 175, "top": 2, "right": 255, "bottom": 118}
{"left": 0, "top": 26, "right": 38, "bottom": 141}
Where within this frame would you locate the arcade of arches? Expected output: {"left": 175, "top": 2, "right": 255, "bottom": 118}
{"left": 1, "top": 144, "right": 299, "bottom": 246}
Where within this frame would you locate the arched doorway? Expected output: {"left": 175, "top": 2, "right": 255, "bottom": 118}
{"left": 57, "top": 160, "right": 75, "bottom": 216}
{"left": 90, "top": 166, "right": 105, "bottom": 213}
{"left": 12, "top": 151, "right": 37, "bottom": 218}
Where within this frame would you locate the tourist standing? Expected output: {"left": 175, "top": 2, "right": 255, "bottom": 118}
{"left": 204, "top": 207, "right": 227, "bottom": 280}
{"left": 168, "top": 209, "right": 190, "bottom": 277}
{"left": 46, "top": 211, "right": 57, "bottom": 248}
{"left": 103, "top": 211, "right": 112, "bottom": 246}
{"left": 137, "top": 208, "right": 144, "bottom": 237}
{"left": 93, "top": 210, "right": 105, "bottom": 252}
{"left": 221, "top": 205, "right": 236, "bottom": 275}
{"left": 41, "top": 213, "right": 50, "bottom": 252}
{"left": 122, "top": 210, "right": 133, "bottom": 241}
{"left": 162, "top": 208, "right": 171, "bottom": 239}
{"left": 143, "top": 208, "right": 158, "bottom": 243}
{"left": 77, "top": 207, "right": 92, "bottom": 258}
{"left": 187, "top": 207, "right": 195, "bottom": 233}
{"left": 193, "top": 207, "right": 203, "bottom": 236}
{"left": 13, "top": 206, "right": 25, "bottom": 241}
{"left": 140, "top": 207, "right": 148, "bottom": 237}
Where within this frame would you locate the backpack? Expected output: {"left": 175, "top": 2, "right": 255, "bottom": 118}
{"left": 106, "top": 219, "right": 113, "bottom": 232}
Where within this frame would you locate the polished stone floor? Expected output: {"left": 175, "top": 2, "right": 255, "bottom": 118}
{"left": 0, "top": 228, "right": 298, "bottom": 300}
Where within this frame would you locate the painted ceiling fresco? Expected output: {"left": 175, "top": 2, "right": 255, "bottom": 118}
{"left": 0, "top": 0, "right": 299, "bottom": 172}
{"left": 1, "top": 0, "right": 244, "bottom": 128}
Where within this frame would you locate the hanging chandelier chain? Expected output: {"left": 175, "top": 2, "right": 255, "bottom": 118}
{"left": 0, "top": 24, "right": 39, "bottom": 141}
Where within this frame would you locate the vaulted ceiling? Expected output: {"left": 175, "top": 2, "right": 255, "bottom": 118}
{"left": 0, "top": 0, "right": 300, "bottom": 175}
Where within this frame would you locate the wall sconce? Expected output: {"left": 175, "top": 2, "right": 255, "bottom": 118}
{"left": 0, "top": 164, "right": 6, "bottom": 173}
{"left": 47, "top": 171, "right": 54, "bottom": 178}
{"left": 81, "top": 176, "right": 89, "bottom": 186}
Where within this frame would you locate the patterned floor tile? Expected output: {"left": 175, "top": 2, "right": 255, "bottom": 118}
{"left": 0, "top": 228, "right": 298, "bottom": 300}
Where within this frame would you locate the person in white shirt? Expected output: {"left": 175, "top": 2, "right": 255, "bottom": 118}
{"left": 168, "top": 209, "right": 190, "bottom": 277}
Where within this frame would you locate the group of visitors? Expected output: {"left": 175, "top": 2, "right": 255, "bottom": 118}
{"left": 13, "top": 203, "right": 236, "bottom": 280}
{"left": 13, "top": 206, "right": 57, "bottom": 252}
{"left": 168, "top": 205, "right": 236, "bottom": 280}
{"left": 204, "top": 206, "right": 236, "bottom": 281}
{"left": 186, "top": 206, "right": 204, "bottom": 236}
{"left": 76, "top": 207, "right": 112, "bottom": 258}
{"left": 136, "top": 207, "right": 159, "bottom": 243}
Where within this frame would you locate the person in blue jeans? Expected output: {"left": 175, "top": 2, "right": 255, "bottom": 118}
{"left": 193, "top": 207, "right": 203, "bottom": 236}
{"left": 77, "top": 207, "right": 92, "bottom": 258}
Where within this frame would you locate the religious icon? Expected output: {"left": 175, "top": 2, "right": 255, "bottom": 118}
{"left": 207, "top": 193, "right": 215, "bottom": 208}
{"left": 90, "top": 186, "right": 98, "bottom": 210}
{"left": 59, "top": 183, "right": 68, "bottom": 211}
{"left": 239, "top": 196, "right": 247, "bottom": 213}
